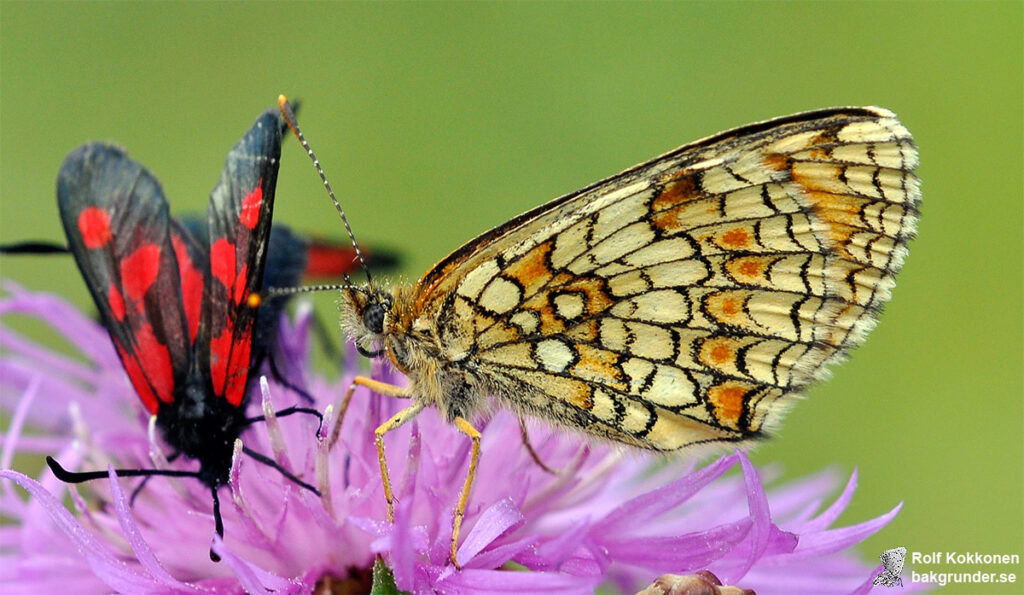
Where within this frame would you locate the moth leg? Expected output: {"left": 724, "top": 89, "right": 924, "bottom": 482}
{"left": 519, "top": 417, "right": 558, "bottom": 475}
{"left": 209, "top": 487, "right": 223, "bottom": 562}
{"left": 451, "top": 416, "right": 481, "bottom": 568}
{"left": 247, "top": 406, "right": 324, "bottom": 436}
{"left": 130, "top": 450, "right": 182, "bottom": 506}
{"left": 329, "top": 376, "right": 411, "bottom": 449}
{"left": 310, "top": 310, "right": 341, "bottom": 360}
{"left": 374, "top": 402, "right": 426, "bottom": 522}
{"left": 266, "top": 353, "right": 316, "bottom": 403}
{"left": 241, "top": 445, "right": 319, "bottom": 494}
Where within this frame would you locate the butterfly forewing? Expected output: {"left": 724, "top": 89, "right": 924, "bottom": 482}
{"left": 874, "top": 546, "right": 907, "bottom": 586}
{"left": 201, "top": 110, "right": 283, "bottom": 407}
{"left": 881, "top": 547, "right": 907, "bottom": 575}
{"left": 57, "top": 144, "right": 193, "bottom": 415}
{"left": 414, "top": 107, "right": 920, "bottom": 450}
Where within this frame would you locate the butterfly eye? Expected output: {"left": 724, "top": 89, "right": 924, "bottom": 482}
{"left": 362, "top": 302, "right": 386, "bottom": 334}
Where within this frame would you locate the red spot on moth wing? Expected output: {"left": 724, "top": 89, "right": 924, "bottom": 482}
{"left": 210, "top": 238, "right": 249, "bottom": 305}
{"left": 210, "top": 238, "right": 237, "bottom": 289}
{"left": 239, "top": 184, "right": 263, "bottom": 230}
{"left": 209, "top": 323, "right": 251, "bottom": 406}
{"left": 108, "top": 284, "right": 126, "bottom": 321}
{"left": 115, "top": 341, "right": 159, "bottom": 414}
{"left": 114, "top": 323, "right": 174, "bottom": 413}
{"left": 225, "top": 329, "right": 252, "bottom": 406}
{"left": 134, "top": 323, "right": 175, "bottom": 404}
{"left": 120, "top": 244, "right": 162, "bottom": 301}
{"left": 171, "top": 234, "right": 203, "bottom": 343}
{"left": 78, "top": 207, "right": 113, "bottom": 249}
{"left": 303, "top": 243, "right": 359, "bottom": 278}
{"left": 209, "top": 323, "right": 231, "bottom": 399}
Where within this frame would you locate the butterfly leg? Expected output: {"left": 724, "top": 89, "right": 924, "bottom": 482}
{"left": 451, "top": 416, "right": 481, "bottom": 568}
{"left": 518, "top": 417, "right": 558, "bottom": 475}
{"left": 329, "top": 376, "right": 411, "bottom": 449}
{"left": 374, "top": 402, "right": 426, "bottom": 523}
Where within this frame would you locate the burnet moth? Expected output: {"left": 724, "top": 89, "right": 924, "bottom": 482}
{"left": 0, "top": 227, "right": 400, "bottom": 280}
{"left": 177, "top": 218, "right": 400, "bottom": 363}
{"left": 45, "top": 107, "right": 318, "bottom": 560}
{"left": 2, "top": 204, "right": 400, "bottom": 369}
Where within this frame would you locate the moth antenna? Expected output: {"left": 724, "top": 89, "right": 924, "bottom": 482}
{"left": 46, "top": 456, "right": 202, "bottom": 483}
{"left": 278, "top": 94, "right": 370, "bottom": 284}
{"left": 0, "top": 240, "right": 70, "bottom": 255}
{"left": 46, "top": 456, "right": 230, "bottom": 561}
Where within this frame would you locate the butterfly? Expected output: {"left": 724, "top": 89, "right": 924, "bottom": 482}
{"left": 281, "top": 99, "right": 920, "bottom": 567}
{"left": 874, "top": 546, "right": 907, "bottom": 587}
{"left": 46, "top": 107, "right": 319, "bottom": 557}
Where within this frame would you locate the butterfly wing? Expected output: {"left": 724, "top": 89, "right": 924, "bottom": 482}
{"left": 199, "top": 109, "right": 283, "bottom": 407}
{"left": 413, "top": 107, "right": 920, "bottom": 449}
{"left": 57, "top": 144, "right": 194, "bottom": 414}
{"left": 873, "top": 570, "right": 898, "bottom": 587}
{"left": 882, "top": 546, "right": 907, "bottom": 575}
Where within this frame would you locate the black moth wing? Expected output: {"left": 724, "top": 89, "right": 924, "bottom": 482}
{"left": 168, "top": 218, "right": 208, "bottom": 346}
{"left": 179, "top": 215, "right": 309, "bottom": 369}
{"left": 199, "top": 109, "right": 284, "bottom": 408}
{"left": 57, "top": 143, "right": 193, "bottom": 415}
{"left": 253, "top": 225, "right": 309, "bottom": 359}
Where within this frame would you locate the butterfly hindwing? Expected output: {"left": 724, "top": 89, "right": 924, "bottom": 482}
{"left": 201, "top": 109, "right": 284, "bottom": 407}
{"left": 57, "top": 144, "right": 193, "bottom": 414}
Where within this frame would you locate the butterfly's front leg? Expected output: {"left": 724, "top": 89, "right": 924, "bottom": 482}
{"left": 374, "top": 401, "right": 426, "bottom": 523}
{"left": 328, "top": 376, "right": 412, "bottom": 449}
{"left": 328, "top": 375, "right": 420, "bottom": 522}
{"left": 451, "top": 416, "right": 481, "bottom": 568}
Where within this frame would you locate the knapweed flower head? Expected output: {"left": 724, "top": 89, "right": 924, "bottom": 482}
{"left": 1, "top": 284, "right": 919, "bottom": 594}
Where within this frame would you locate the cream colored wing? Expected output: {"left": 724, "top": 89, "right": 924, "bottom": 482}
{"left": 416, "top": 107, "right": 919, "bottom": 451}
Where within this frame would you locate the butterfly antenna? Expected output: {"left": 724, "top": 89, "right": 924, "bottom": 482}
{"left": 277, "top": 95, "right": 371, "bottom": 285}
{"left": 260, "top": 283, "right": 358, "bottom": 300}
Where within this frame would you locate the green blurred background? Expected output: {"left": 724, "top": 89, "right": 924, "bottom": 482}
{"left": 1, "top": 2, "right": 1020, "bottom": 592}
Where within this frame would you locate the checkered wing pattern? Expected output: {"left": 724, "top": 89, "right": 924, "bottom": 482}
{"left": 415, "top": 107, "right": 920, "bottom": 450}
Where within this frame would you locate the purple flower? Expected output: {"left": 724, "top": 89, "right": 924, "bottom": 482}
{"left": 0, "top": 283, "right": 924, "bottom": 594}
